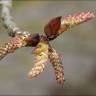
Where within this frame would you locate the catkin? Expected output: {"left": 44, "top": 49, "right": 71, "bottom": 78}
{"left": 28, "top": 40, "right": 49, "bottom": 79}
{"left": 59, "top": 12, "right": 95, "bottom": 34}
{"left": 0, "top": 36, "right": 27, "bottom": 60}
{"left": 48, "top": 48, "right": 64, "bottom": 85}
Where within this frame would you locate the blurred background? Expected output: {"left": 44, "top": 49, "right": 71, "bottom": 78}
{"left": 0, "top": 0, "right": 96, "bottom": 95}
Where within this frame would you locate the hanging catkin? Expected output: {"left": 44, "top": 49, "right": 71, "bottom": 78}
{"left": 28, "top": 38, "right": 49, "bottom": 79}
{"left": 0, "top": 35, "right": 27, "bottom": 60}
{"left": 48, "top": 48, "right": 64, "bottom": 84}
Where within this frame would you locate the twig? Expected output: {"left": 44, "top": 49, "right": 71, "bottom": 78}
{"left": 0, "top": 0, "right": 95, "bottom": 85}
{"left": 1, "top": 0, "right": 30, "bottom": 37}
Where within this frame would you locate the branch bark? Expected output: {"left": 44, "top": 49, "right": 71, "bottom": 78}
{"left": 1, "top": 0, "right": 30, "bottom": 37}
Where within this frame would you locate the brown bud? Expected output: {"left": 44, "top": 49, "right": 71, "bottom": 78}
{"left": 44, "top": 16, "right": 62, "bottom": 40}
{"left": 26, "top": 33, "right": 40, "bottom": 47}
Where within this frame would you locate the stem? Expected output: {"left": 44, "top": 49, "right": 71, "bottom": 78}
{"left": 1, "top": 0, "right": 30, "bottom": 37}
{"left": 0, "top": 0, "right": 50, "bottom": 47}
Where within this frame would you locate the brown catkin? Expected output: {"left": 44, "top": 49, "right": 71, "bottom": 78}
{"left": 28, "top": 39, "right": 49, "bottom": 79}
{"left": 58, "top": 12, "right": 95, "bottom": 35}
{"left": 0, "top": 36, "right": 27, "bottom": 60}
{"left": 48, "top": 48, "right": 64, "bottom": 85}
{"left": 61, "top": 12, "right": 95, "bottom": 27}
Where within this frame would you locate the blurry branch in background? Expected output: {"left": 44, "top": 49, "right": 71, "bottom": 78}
{"left": 0, "top": 0, "right": 95, "bottom": 85}
{"left": 0, "top": 0, "right": 39, "bottom": 59}
{"left": 1, "top": 0, "right": 30, "bottom": 36}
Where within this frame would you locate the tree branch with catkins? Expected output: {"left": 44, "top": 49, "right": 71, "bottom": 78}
{"left": 0, "top": 0, "right": 95, "bottom": 85}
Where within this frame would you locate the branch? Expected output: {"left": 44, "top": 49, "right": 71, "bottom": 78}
{"left": 0, "top": 0, "right": 95, "bottom": 85}
{"left": 0, "top": 0, "right": 40, "bottom": 60}
{"left": 1, "top": 0, "right": 30, "bottom": 37}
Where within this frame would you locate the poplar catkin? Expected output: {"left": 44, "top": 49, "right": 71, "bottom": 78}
{"left": 0, "top": 36, "right": 27, "bottom": 60}
{"left": 48, "top": 48, "right": 64, "bottom": 84}
{"left": 28, "top": 39, "right": 49, "bottom": 79}
{"left": 58, "top": 12, "right": 95, "bottom": 34}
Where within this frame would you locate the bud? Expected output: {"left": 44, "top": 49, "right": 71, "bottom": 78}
{"left": 44, "top": 16, "right": 62, "bottom": 40}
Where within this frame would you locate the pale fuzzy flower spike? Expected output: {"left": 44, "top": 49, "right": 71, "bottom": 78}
{"left": 59, "top": 12, "right": 95, "bottom": 34}
{"left": 28, "top": 37, "right": 49, "bottom": 79}
{"left": 0, "top": 35, "right": 27, "bottom": 60}
{"left": 48, "top": 48, "right": 64, "bottom": 84}
{"left": 44, "top": 12, "right": 95, "bottom": 41}
{"left": 62, "top": 11, "right": 95, "bottom": 26}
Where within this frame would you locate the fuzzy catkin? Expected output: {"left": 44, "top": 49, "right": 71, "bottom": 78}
{"left": 0, "top": 36, "right": 27, "bottom": 60}
{"left": 28, "top": 40, "right": 49, "bottom": 79}
{"left": 48, "top": 48, "right": 64, "bottom": 85}
{"left": 58, "top": 12, "right": 95, "bottom": 35}
{"left": 61, "top": 12, "right": 95, "bottom": 27}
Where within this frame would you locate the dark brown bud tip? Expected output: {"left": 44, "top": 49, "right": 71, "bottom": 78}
{"left": 26, "top": 33, "right": 40, "bottom": 47}
{"left": 44, "top": 16, "right": 62, "bottom": 40}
